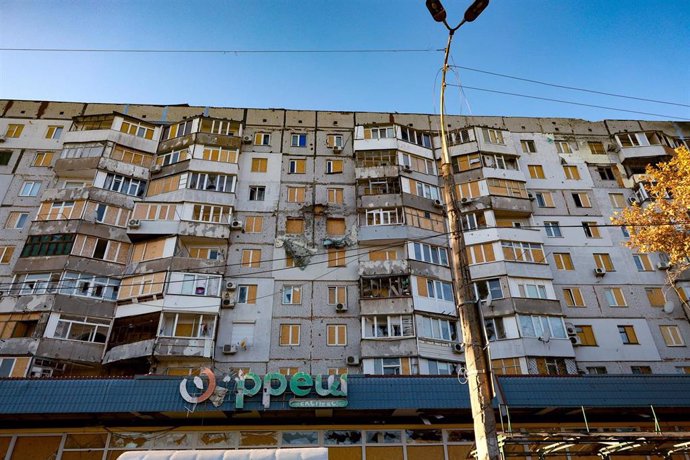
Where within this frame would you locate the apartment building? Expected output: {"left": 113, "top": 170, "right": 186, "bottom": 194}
{"left": 0, "top": 99, "right": 688, "bottom": 381}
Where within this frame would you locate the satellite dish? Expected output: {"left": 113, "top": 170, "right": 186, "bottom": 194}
{"left": 663, "top": 301, "right": 675, "bottom": 314}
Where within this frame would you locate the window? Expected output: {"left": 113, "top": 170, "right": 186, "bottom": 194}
{"left": 291, "top": 133, "right": 307, "bottom": 147}
{"left": 192, "top": 205, "right": 231, "bottom": 223}
{"left": 44, "top": 125, "right": 63, "bottom": 139}
{"left": 411, "top": 242, "right": 449, "bottom": 266}
{"left": 528, "top": 165, "right": 545, "bottom": 179}
{"left": 328, "top": 248, "right": 346, "bottom": 267}
{"left": 582, "top": 222, "right": 601, "bottom": 238}
{"left": 249, "top": 186, "right": 266, "bottom": 201}
{"left": 168, "top": 273, "right": 221, "bottom": 297}
{"left": 326, "top": 218, "right": 346, "bottom": 235}
{"left": 254, "top": 133, "right": 271, "bottom": 145}
{"left": 188, "top": 247, "right": 222, "bottom": 260}
{"left": 587, "top": 366, "right": 608, "bottom": 375}
{"left": 157, "top": 148, "right": 190, "bottom": 166}
{"left": 0, "top": 151, "right": 11, "bottom": 166}
{"left": 365, "top": 208, "right": 403, "bottom": 226}
{"left": 416, "top": 277, "right": 453, "bottom": 301}
{"left": 466, "top": 242, "right": 496, "bottom": 265}
{"left": 475, "top": 278, "right": 504, "bottom": 301}
{"left": 278, "top": 367, "right": 299, "bottom": 376}
{"left": 161, "top": 120, "right": 193, "bottom": 140}
{"left": 74, "top": 236, "right": 127, "bottom": 263}
{"left": 160, "top": 313, "right": 215, "bottom": 338}
{"left": 588, "top": 141, "right": 605, "bottom": 155}
{"left": 17, "top": 273, "right": 61, "bottom": 295}
{"left": 327, "top": 188, "right": 344, "bottom": 204}
{"left": 563, "top": 288, "right": 585, "bottom": 307}
{"left": 594, "top": 253, "right": 615, "bottom": 271}
{"left": 609, "top": 193, "right": 625, "bottom": 208}
{"left": 534, "top": 358, "right": 569, "bottom": 376}
{"left": 5, "top": 124, "right": 24, "bottom": 138}
{"left": 328, "top": 286, "right": 347, "bottom": 306}
{"left": 237, "top": 285, "right": 258, "bottom": 304}
{"left": 0, "top": 246, "right": 14, "bottom": 264}
{"left": 120, "top": 121, "right": 154, "bottom": 140}
{"left": 400, "top": 152, "right": 435, "bottom": 175}
{"left": 282, "top": 285, "right": 302, "bottom": 305}
{"left": 419, "top": 316, "right": 456, "bottom": 341}
{"left": 604, "top": 288, "right": 626, "bottom": 307}
{"left": 201, "top": 146, "right": 237, "bottom": 164}
{"left": 518, "top": 315, "right": 567, "bottom": 339}
{"left": 53, "top": 314, "right": 109, "bottom": 343}
{"left": 369, "top": 249, "right": 397, "bottom": 261}
{"left": 487, "top": 178, "right": 528, "bottom": 198}
{"left": 285, "top": 218, "right": 305, "bottom": 234}
{"left": 251, "top": 158, "right": 268, "bottom": 172}
{"left": 553, "top": 253, "right": 574, "bottom": 270}
{"left": 483, "top": 128, "right": 505, "bottom": 144}
{"left": 621, "top": 226, "right": 630, "bottom": 238}
{"left": 288, "top": 158, "right": 306, "bottom": 174}
{"left": 373, "top": 358, "right": 402, "bottom": 375}
{"left": 5, "top": 212, "right": 29, "bottom": 229}
{"left": 645, "top": 287, "right": 665, "bottom": 307}
{"left": 575, "top": 325, "right": 597, "bottom": 346}
{"left": 244, "top": 216, "right": 264, "bottom": 233}
{"left": 279, "top": 324, "right": 300, "bottom": 346}
{"left": 563, "top": 165, "right": 581, "bottom": 180}
{"left": 544, "top": 222, "right": 562, "bottom": 238}
{"left": 521, "top": 140, "right": 536, "bottom": 153}
{"left": 597, "top": 166, "right": 615, "bottom": 180}
{"left": 326, "top": 159, "right": 343, "bottom": 174}
{"left": 631, "top": 366, "right": 652, "bottom": 374}
{"left": 555, "top": 141, "right": 572, "bottom": 153}
{"left": 287, "top": 186, "right": 306, "bottom": 203}
{"left": 492, "top": 358, "right": 521, "bottom": 375}
{"left": 31, "top": 151, "right": 53, "bottom": 167}
{"left": 199, "top": 118, "right": 236, "bottom": 136}
{"left": 618, "top": 325, "right": 639, "bottom": 344}
{"left": 20, "top": 234, "right": 75, "bottom": 257}
{"left": 484, "top": 317, "right": 506, "bottom": 341}
{"left": 188, "top": 173, "right": 236, "bottom": 193}
{"left": 572, "top": 192, "right": 591, "bottom": 208}
{"left": 617, "top": 133, "right": 640, "bottom": 148}
{"left": 19, "top": 181, "right": 41, "bottom": 197}
{"left": 411, "top": 180, "right": 441, "bottom": 200}
{"left": 405, "top": 208, "right": 446, "bottom": 231}
{"left": 535, "top": 191, "right": 555, "bottom": 208}
{"left": 60, "top": 272, "right": 120, "bottom": 300}
{"left": 633, "top": 253, "right": 653, "bottom": 271}
{"left": 501, "top": 241, "right": 545, "bottom": 263}
{"left": 103, "top": 173, "right": 145, "bottom": 197}
{"left": 660, "top": 325, "right": 684, "bottom": 347}
{"left": 364, "top": 126, "right": 395, "bottom": 140}
{"left": 326, "top": 134, "right": 344, "bottom": 148}
{"left": 363, "top": 315, "right": 414, "bottom": 338}
{"left": 0, "top": 359, "right": 16, "bottom": 377}
{"left": 327, "top": 325, "right": 347, "bottom": 346}
{"left": 241, "top": 249, "right": 261, "bottom": 268}
{"left": 518, "top": 283, "right": 548, "bottom": 299}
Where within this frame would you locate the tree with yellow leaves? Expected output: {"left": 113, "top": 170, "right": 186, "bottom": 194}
{"left": 611, "top": 146, "right": 690, "bottom": 282}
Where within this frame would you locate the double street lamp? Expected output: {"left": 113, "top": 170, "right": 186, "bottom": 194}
{"left": 425, "top": 2, "right": 500, "bottom": 460}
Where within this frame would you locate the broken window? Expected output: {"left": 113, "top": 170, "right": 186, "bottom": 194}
{"left": 60, "top": 272, "right": 120, "bottom": 300}
{"left": 188, "top": 173, "right": 236, "bottom": 193}
{"left": 360, "top": 275, "right": 410, "bottom": 298}
{"left": 167, "top": 272, "right": 221, "bottom": 296}
{"left": 248, "top": 186, "right": 266, "bottom": 201}
{"left": 102, "top": 173, "right": 145, "bottom": 196}
{"left": 363, "top": 315, "right": 414, "bottom": 339}
{"left": 325, "top": 430, "right": 362, "bottom": 445}
{"left": 355, "top": 150, "right": 397, "bottom": 167}
{"left": 160, "top": 313, "right": 215, "bottom": 338}
{"left": 54, "top": 314, "right": 110, "bottom": 343}
{"left": 157, "top": 148, "right": 190, "bottom": 166}
{"left": 363, "top": 208, "right": 403, "bottom": 226}
{"left": 360, "top": 178, "right": 400, "bottom": 195}
{"left": 60, "top": 142, "right": 105, "bottom": 159}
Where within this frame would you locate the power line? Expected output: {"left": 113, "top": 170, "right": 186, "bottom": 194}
{"left": 449, "top": 65, "right": 690, "bottom": 108}
{"left": 447, "top": 84, "right": 690, "bottom": 121}
{"left": 0, "top": 47, "right": 443, "bottom": 55}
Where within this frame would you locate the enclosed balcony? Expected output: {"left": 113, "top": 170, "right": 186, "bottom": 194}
{"left": 615, "top": 132, "right": 676, "bottom": 164}
{"left": 354, "top": 125, "right": 433, "bottom": 157}
{"left": 158, "top": 116, "right": 242, "bottom": 152}
{"left": 127, "top": 202, "right": 233, "bottom": 240}
{"left": 63, "top": 113, "right": 160, "bottom": 153}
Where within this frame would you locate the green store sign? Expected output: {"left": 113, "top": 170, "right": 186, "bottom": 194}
{"left": 179, "top": 368, "right": 348, "bottom": 409}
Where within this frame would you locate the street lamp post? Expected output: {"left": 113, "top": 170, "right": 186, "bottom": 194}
{"left": 425, "top": 2, "right": 501, "bottom": 460}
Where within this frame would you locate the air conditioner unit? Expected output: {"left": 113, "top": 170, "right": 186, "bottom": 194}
{"left": 460, "top": 197, "right": 470, "bottom": 204}
{"left": 335, "top": 303, "right": 347, "bottom": 312}
{"left": 433, "top": 199, "right": 443, "bottom": 208}
{"left": 452, "top": 342, "right": 464, "bottom": 354}
{"left": 150, "top": 164, "right": 162, "bottom": 173}
{"left": 565, "top": 322, "right": 577, "bottom": 337}
{"left": 222, "top": 299, "right": 235, "bottom": 309}
{"left": 657, "top": 262, "right": 670, "bottom": 270}
{"left": 570, "top": 335, "right": 582, "bottom": 346}
{"left": 346, "top": 356, "right": 360, "bottom": 366}
{"left": 594, "top": 267, "right": 606, "bottom": 277}
{"left": 527, "top": 192, "right": 535, "bottom": 201}
{"left": 128, "top": 219, "right": 141, "bottom": 228}
{"left": 402, "top": 166, "right": 412, "bottom": 173}
{"left": 225, "top": 281, "right": 236, "bottom": 291}
{"left": 222, "top": 344, "right": 238, "bottom": 355}
{"left": 242, "top": 135, "right": 253, "bottom": 144}
{"left": 230, "top": 220, "right": 243, "bottom": 230}
{"left": 332, "top": 145, "right": 343, "bottom": 153}
{"left": 627, "top": 196, "right": 639, "bottom": 205}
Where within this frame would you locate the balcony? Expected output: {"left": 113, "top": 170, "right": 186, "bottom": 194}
{"left": 148, "top": 188, "right": 236, "bottom": 208}
{"left": 469, "top": 260, "right": 553, "bottom": 281}
{"left": 360, "top": 296, "right": 414, "bottom": 315}
{"left": 360, "top": 337, "right": 418, "bottom": 358}
{"left": 359, "top": 259, "right": 409, "bottom": 277}
{"left": 484, "top": 297, "right": 563, "bottom": 317}
{"left": 459, "top": 194, "right": 533, "bottom": 216}
{"left": 417, "top": 338, "right": 462, "bottom": 362}
{"left": 464, "top": 227, "right": 544, "bottom": 246}
{"left": 154, "top": 337, "right": 214, "bottom": 360}
{"left": 618, "top": 145, "right": 675, "bottom": 164}
{"left": 0, "top": 337, "right": 39, "bottom": 356}
{"left": 355, "top": 165, "right": 401, "bottom": 180}
{"left": 158, "top": 132, "right": 241, "bottom": 153}
{"left": 62, "top": 128, "right": 158, "bottom": 153}
{"left": 358, "top": 225, "right": 447, "bottom": 246}
{"left": 487, "top": 337, "right": 575, "bottom": 360}
{"left": 126, "top": 256, "right": 226, "bottom": 276}
{"left": 40, "top": 186, "right": 136, "bottom": 209}
{"left": 103, "top": 338, "right": 155, "bottom": 364}
{"left": 35, "top": 338, "right": 106, "bottom": 364}
{"left": 127, "top": 219, "right": 231, "bottom": 240}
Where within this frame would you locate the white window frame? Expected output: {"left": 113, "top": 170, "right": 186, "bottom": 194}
{"left": 53, "top": 314, "right": 110, "bottom": 343}
{"left": 282, "top": 285, "right": 302, "bottom": 305}
{"left": 544, "top": 222, "right": 562, "bottom": 238}
{"left": 249, "top": 186, "right": 266, "bottom": 201}
{"left": 19, "top": 181, "right": 41, "bottom": 197}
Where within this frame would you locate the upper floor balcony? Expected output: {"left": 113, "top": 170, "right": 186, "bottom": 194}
{"left": 158, "top": 116, "right": 243, "bottom": 152}
{"left": 64, "top": 113, "right": 161, "bottom": 154}
{"left": 127, "top": 202, "right": 234, "bottom": 240}
{"left": 444, "top": 126, "right": 517, "bottom": 157}
{"left": 614, "top": 131, "right": 676, "bottom": 164}
{"left": 354, "top": 125, "right": 433, "bottom": 157}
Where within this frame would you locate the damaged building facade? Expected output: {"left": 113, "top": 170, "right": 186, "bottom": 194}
{"left": 0, "top": 99, "right": 688, "bottom": 379}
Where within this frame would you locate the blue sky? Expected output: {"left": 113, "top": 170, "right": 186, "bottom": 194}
{"left": 0, "top": 0, "right": 688, "bottom": 121}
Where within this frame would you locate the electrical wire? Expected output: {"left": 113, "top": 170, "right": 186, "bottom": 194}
{"left": 0, "top": 47, "right": 443, "bottom": 55}
{"left": 447, "top": 84, "right": 690, "bottom": 121}
{"left": 448, "top": 64, "right": 690, "bottom": 108}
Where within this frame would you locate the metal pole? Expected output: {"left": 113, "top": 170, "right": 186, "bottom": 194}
{"left": 438, "top": 27, "right": 501, "bottom": 460}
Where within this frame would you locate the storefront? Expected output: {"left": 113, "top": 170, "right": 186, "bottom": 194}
{"left": 0, "top": 373, "right": 689, "bottom": 459}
